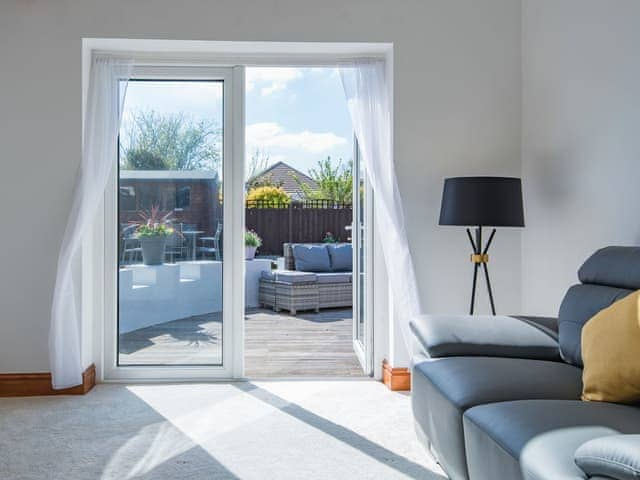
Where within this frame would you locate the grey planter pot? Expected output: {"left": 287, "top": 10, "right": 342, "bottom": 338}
{"left": 245, "top": 246, "right": 257, "bottom": 260}
{"left": 140, "top": 236, "right": 167, "bottom": 265}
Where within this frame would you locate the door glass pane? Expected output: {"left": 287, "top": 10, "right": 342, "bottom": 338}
{"left": 117, "top": 80, "right": 224, "bottom": 366}
{"left": 356, "top": 150, "right": 366, "bottom": 344}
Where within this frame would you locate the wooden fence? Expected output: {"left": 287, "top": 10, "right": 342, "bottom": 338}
{"left": 246, "top": 199, "right": 353, "bottom": 255}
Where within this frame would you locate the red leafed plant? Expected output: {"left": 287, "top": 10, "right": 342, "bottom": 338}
{"left": 131, "top": 205, "right": 175, "bottom": 237}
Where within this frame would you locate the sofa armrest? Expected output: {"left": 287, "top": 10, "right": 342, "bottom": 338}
{"left": 575, "top": 435, "right": 640, "bottom": 480}
{"left": 410, "top": 314, "right": 560, "bottom": 361}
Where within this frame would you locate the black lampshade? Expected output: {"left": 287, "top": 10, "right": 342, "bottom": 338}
{"left": 439, "top": 176, "right": 525, "bottom": 227}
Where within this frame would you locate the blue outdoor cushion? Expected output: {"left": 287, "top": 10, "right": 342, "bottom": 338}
{"left": 292, "top": 244, "right": 332, "bottom": 272}
{"left": 315, "top": 272, "right": 352, "bottom": 284}
{"left": 327, "top": 243, "right": 352, "bottom": 272}
{"left": 261, "top": 270, "right": 317, "bottom": 284}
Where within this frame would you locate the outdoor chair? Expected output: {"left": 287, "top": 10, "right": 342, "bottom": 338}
{"left": 165, "top": 228, "right": 187, "bottom": 263}
{"left": 120, "top": 224, "right": 141, "bottom": 265}
{"left": 198, "top": 222, "right": 222, "bottom": 260}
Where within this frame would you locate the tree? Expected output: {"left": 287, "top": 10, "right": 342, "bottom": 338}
{"left": 125, "top": 149, "right": 168, "bottom": 170}
{"left": 246, "top": 185, "right": 291, "bottom": 207}
{"left": 295, "top": 157, "right": 353, "bottom": 203}
{"left": 246, "top": 148, "right": 283, "bottom": 189}
{"left": 121, "top": 110, "right": 221, "bottom": 171}
{"left": 246, "top": 148, "right": 270, "bottom": 180}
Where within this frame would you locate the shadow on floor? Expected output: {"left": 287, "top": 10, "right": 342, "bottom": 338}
{"left": 234, "top": 382, "right": 446, "bottom": 480}
{"left": 119, "top": 313, "right": 222, "bottom": 355}
{"left": 0, "top": 386, "right": 239, "bottom": 479}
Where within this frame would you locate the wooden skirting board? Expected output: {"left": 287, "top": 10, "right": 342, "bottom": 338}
{"left": 382, "top": 359, "right": 411, "bottom": 391}
{"left": 0, "top": 364, "right": 96, "bottom": 397}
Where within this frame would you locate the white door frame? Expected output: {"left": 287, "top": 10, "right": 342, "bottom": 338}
{"left": 103, "top": 64, "right": 245, "bottom": 381}
{"left": 84, "top": 40, "right": 393, "bottom": 382}
{"left": 352, "top": 140, "right": 374, "bottom": 375}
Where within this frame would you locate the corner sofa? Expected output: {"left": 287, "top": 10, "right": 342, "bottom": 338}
{"left": 410, "top": 246, "right": 640, "bottom": 480}
{"left": 258, "top": 243, "right": 352, "bottom": 315}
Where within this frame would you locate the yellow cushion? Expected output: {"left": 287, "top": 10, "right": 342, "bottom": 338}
{"left": 582, "top": 290, "right": 640, "bottom": 403}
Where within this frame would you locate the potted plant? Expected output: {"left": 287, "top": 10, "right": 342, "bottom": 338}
{"left": 323, "top": 231, "right": 338, "bottom": 243}
{"left": 245, "top": 230, "right": 262, "bottom": 260}
{"left": 132, "top": 205, "right": 176, "bottom": 265}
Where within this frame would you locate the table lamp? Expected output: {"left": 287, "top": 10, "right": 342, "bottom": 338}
{"left": 439, "top": 176, "right": 524, "bottom": 315}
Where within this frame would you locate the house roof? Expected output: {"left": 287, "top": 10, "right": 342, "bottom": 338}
{"left": 249, "top": 161, "right": 318, "bottom": 199}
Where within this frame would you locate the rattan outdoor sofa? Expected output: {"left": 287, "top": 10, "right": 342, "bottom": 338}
{"left": 258, "top": 243, "right": 353, "bottom": 315}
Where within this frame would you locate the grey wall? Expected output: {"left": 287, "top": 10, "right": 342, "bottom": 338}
{"left": 521, "top": 0, "right": 640, "bottom": 315}
{"left": 0, "top": 0, "right": 522, "bottom": 372}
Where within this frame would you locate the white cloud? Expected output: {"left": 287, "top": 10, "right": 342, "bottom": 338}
{"left": 246, "top": 122, "right": 348, "bottom": 154}
{"left": 246, "top": 67, "right": 303, "bottom": 96}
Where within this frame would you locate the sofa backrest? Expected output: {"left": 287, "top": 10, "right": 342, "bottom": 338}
{"left": 283, "top": 242, "right": 353, "bottom": 272}
{"left": 558, "top": 246, "right": 640, "bottom": 367}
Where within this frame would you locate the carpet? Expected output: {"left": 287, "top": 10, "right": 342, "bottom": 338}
{"left": 0, "top": 380, "right": 445, "bottom": 479}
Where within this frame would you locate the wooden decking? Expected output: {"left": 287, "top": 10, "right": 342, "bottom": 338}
{"left": 118, "top": 308, "right": 364, "bottom": 377}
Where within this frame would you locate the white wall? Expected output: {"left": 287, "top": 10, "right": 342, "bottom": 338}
{"left": 0, "top": 0, "right": 522, "bottom": 372}
{"left": 521, "top": 0, "right": 640, "bottom": 315}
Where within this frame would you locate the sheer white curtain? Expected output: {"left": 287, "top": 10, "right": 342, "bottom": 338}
{"left": 49, "top": 56, "right": 133, "bottom": 389}
{"left": 339, "top": 60, "right": 422, "bottom": 346}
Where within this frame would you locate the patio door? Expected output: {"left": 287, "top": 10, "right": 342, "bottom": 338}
{"left": 352, "top": 141, "right": 374, "bottom": 375}
{"left": 104, "top": 65, "right": 245, "bottom": 381}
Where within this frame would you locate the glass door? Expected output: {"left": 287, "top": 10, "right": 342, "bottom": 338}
{"left": 104, "top": 65, "right": 245, "bottom": 380}
{"left": 352, "top": 140, "right": 373, "bottom": 374}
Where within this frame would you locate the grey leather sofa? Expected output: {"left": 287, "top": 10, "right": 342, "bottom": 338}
{"left": 410, "top": 246, "right": 640, "bottom": 480}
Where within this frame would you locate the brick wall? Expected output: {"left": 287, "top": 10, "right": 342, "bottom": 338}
{"left": 119, "top": 179, "right": 222, "bottom": 237}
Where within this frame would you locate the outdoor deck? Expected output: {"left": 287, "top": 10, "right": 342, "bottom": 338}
{"left": 118, "top": 308, "right": 364, "bottom": 377}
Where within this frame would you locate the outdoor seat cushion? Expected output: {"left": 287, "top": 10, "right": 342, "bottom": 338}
{"left": 412, "top": 357, "right": 582, "bottom": 480}
{"left": 327, "top": 243, "right": 352, "bottom": 271}
{"left": 291, "top": 244, "right": 332, "bottom": 272}
{"left": 410, "top": 314, "right": 560, "bottom": 361}
{"left": 463, "top": 400, "right": 640, "bottom": 480}
{"left": 314, "top": 272, "right": 352, "bottom": 284}
{"left": 261, "top": 270, "right": 317, "bottom": 284}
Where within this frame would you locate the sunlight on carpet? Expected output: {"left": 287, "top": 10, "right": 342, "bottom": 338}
{"left": 0, "top": 381, "right": 446, "bottom": 480}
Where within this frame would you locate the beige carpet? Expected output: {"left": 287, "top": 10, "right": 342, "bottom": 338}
{"left": 0, "top": 380, "right": 445, "bottom": 479}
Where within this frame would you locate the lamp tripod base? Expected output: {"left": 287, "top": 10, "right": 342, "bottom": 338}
{"left": 466, "top": 226, "right": 496, "bottom": 315}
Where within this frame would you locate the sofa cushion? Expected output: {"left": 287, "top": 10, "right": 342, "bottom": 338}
{"left": 463, "top": 400, "right": 640, "bottom": 480}
{"left": 315, "top": 272, "right": 352, "bottom": 284}
{"left": 410, "top": 314, "right": 560, "bottom": 361}
{"left": 579, "top": 246, "right": 640, "bottom": 290}
{"left": 327, "top": 243, "right": 352, "bottom": 271}
{"left": 582, "top": 290, "right": 640, "bottom": 403}
{"left": 261, "top": 270, "right": 317, "bottom": 284}
{"left": 520, "top": 426, "right": 617, "bottom": 480}
{"left": 412, "top": 357, "right": 582, "bottom": 480}
{"left": 558, "top": 284, "right": 633, "bottom": 366}
{"left": 575, "top": 434, "right": 640, "bottom": 480}
{"left": 291, "top": 244, "right": 332, "bottom": 272}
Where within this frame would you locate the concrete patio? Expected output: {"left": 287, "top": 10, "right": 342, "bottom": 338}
{"left": 119, "top": 307, "right": 363, "bottom": 377}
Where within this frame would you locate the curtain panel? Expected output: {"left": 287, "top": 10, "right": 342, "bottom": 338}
{"left": 339, "top": 60, "right": 422, "bottom": 348}
{"left": 49, "top": 56, "right": 133, "bottom": 389}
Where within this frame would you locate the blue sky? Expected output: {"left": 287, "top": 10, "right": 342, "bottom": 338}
{"left": 245, "top": 67, "right": 353, "bottom": 175}
{"left": 121, "top": 68, "right": 353, "bottom": 176}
